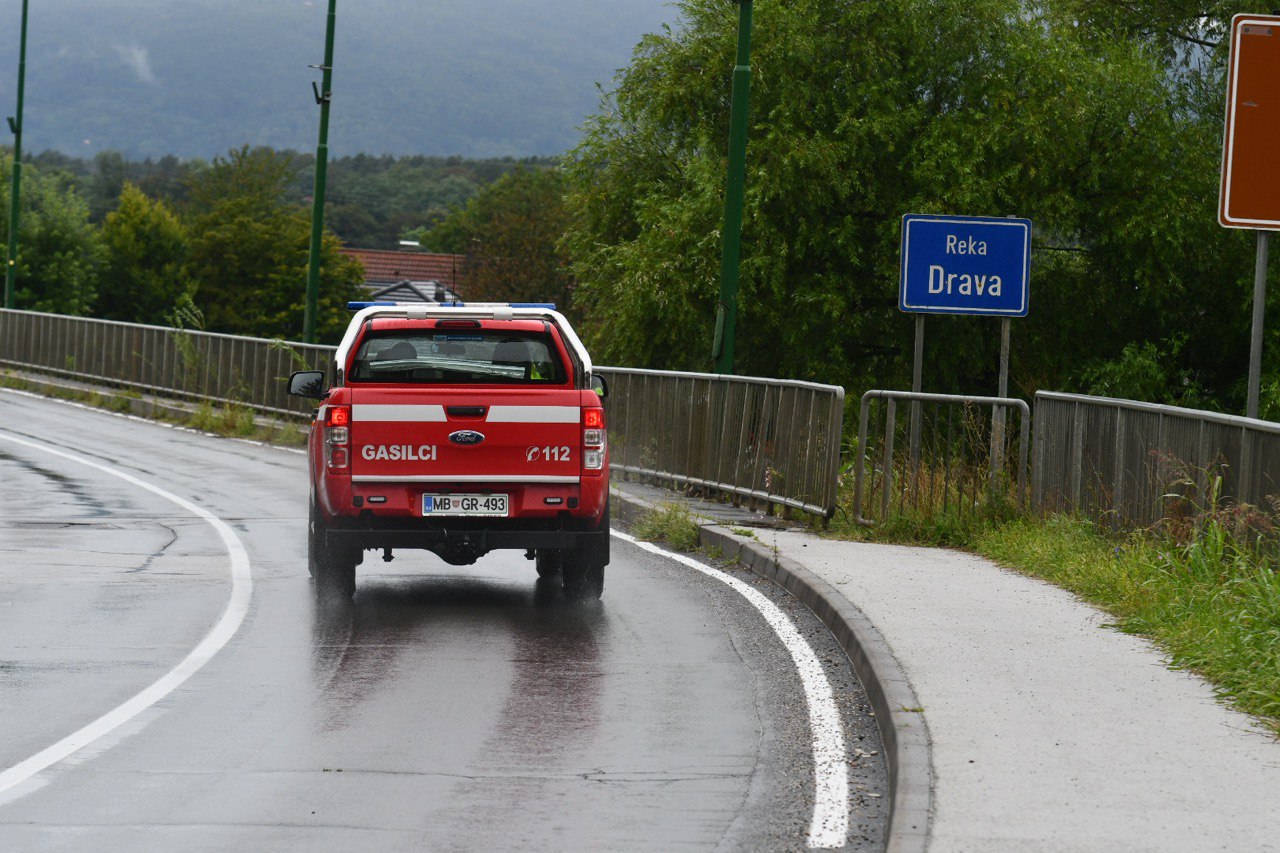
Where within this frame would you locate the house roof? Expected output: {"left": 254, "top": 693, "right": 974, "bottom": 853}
{"left": 341, "top": 249, "right": 467, "bottom": 289}
{"left": 367, "top": 280, "right": 463, "bottom": 304}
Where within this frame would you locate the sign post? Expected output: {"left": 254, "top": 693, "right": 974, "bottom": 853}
{"left": 5, "top": 0, "right": 30, "bottom": 310}
{"left": 1220, "top": 13, "right": 1280, "bottom": 419}
{"left": 303, "top": 0, "right": 338, "bottom": 344}
{"left": 899, "top": 214, "right": 1032, "bottom": 478}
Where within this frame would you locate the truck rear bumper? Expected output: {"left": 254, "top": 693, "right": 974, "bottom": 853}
{"left": 321, "top": 513, "right": 606, "bottom": 556}
{"left": 325, "top": 527, "right": 595, "bottom": 552}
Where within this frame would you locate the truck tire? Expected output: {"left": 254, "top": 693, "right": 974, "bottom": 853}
{"left": 562, "top": 504, "right": 609, "bottom": 599}
{"left": 315, "top": 543, "right": 358, "bottom": 600}
{"left": 310, "top": 495, "right": 359, "bottom": 600}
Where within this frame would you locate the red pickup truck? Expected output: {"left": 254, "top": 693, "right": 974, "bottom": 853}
{"left": 289, "top": 302, "right": 610, "bottom": 600}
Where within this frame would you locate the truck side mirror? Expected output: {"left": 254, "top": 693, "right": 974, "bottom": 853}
{"left": 590, "top": 374, "right": 608, "bottom": 399}
{"left": 288, "top": 370, "right": 327, "bottom": 400}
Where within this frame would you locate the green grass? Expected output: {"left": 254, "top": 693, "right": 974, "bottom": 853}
{"left": 189, "top": 401, "right": 257, "bottom": 438}
{"left": 976, "top": 516, "right": 1280, "bottom": 731}
{"left": 827, "top": 457, "right": 1280, "bottom": 733}
{"left": 634, "top": 501, "right": 701, "bottom": 552}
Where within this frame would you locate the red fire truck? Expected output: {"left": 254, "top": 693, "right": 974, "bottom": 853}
{"left": 289, "top": 302, "right": 610, "bottom": 600}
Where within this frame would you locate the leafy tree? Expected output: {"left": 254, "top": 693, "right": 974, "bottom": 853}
{"left": 297, "top": 154, "right": 555, "bottom": 248}
{"left": 87, "top": 151, "right": 130, "bottom": 221}
{"left": 1082, "top": 337, "right": 1208, "bottom": 408}
{"left": 426, "top": 167, "right": 575, "bottom": 311}
{"left": 97, "top": 183, "right": 194, "bottom": 325}
{"left": 0, "top": 152, "right": 102, "bottom": 315}
{"left": 1053, "top": 1, "right": 1238, "bottom": 55}
{"left": 562, "top": 0, "right": 1261, "bottom": 408}
{"left": 184, "top": 146, "right": 363, "bottom": 342}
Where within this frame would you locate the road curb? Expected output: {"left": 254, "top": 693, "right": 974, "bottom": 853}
{"left": 612, "top": 488, "right": 932, "bottom": 853}
{"left": 1, "top": 370, "right": 196, "bottom": 422}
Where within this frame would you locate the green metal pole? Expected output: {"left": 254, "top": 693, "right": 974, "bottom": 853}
{"left": 303, "top": 0, "right": 337, "bottom": 343}
{"left": 713, "top": 0, "right": 753, "bottom": 375}
{"left": 5, "top": 0, "right": 30, "bottom": 309}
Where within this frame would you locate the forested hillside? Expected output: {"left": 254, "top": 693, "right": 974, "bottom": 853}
{"left": 31, "top": 148, "right": 553, "bottom": 248}
{"left": 2, "top": 146, "right": 567, "bottom": 342}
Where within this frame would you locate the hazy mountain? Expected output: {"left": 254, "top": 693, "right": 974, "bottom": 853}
{"left": 0, "top": 0, "right": 679, "bottom": 159}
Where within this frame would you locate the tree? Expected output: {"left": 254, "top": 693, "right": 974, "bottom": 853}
{"left": 1053, "top": 1, "right": 1238, "bottom": 56}
{"left": 97, "top": 183, "right": 194, "bottom": 325}
{"left": 562, "top": 0, "right": 1258, "bottom": 407}
{"left": 427, "top": 167, "right": 575, "bottom": 312}
{"left": 184, "top": 146, "right": 363, "bottom": 342}
{"left": 0, "top": 152, "right": 102, "bottom": 315}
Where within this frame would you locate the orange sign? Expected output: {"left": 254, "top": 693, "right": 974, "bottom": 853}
{"left": 1220, "top": 14, "right": 1280, "bottom": 228}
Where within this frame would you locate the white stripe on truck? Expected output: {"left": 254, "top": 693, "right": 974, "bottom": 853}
{"left": 352, "top": 404, "right": 447, "bottom": 422}
{"left": 486, "top": 406, "right": 580, "bottom": 424}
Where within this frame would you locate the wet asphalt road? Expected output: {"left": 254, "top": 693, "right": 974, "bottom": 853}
{"left": 0, "top": 390, "right": 887, "bottom": 851}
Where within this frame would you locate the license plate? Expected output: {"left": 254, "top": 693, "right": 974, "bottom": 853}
{"left": 422, "top": 493, "right": 509, "bottom": 517}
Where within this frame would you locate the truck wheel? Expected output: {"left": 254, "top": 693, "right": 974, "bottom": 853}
{"left": 535, "top": 549, "right": 563, "bottom": 578}
{"left": 310, "top": 495, "right": 358, "bottom": 600}
{"left": 563, "top": 504, "right": 609, "bottom": 599}
{"left": 315, "top": 541, "right": 358, "bottom": 600}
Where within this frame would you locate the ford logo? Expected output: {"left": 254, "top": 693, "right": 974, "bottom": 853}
{"left": 448, "top": 430, "right": 486, "bottom": 446}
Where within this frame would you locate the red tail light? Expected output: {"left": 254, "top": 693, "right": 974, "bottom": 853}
{"left": 582, "top": 407, "right": 606, "bottom": 473}
{"left": 325, "top": 405, "right": 351, "bottom": 470}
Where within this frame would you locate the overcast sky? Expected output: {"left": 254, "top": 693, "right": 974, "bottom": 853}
{"left": 0, "top": 0, "right": 683, "bottom": 158}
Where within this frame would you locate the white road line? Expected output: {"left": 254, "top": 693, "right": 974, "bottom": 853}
{"left": 612, "top": 530, "right": 850, "bottom": 849}
{"left": 0, "top": 431, "right": 254, "bottom": 798}
{"left": 1, "top": 388, "right": 847, "bottom": 839}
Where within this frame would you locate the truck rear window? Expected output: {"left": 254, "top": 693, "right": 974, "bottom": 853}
{"left": 348, "top": 331, "right": 568, "bottom": 385}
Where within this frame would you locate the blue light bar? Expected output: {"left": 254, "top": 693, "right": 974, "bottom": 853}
{"left": 346, "top": 300, "right": 557, "bottom": 311}
{"left": 434, "top": 301, "right": 557, "bottom": 310}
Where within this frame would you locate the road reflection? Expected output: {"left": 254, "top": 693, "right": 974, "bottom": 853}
{"left": 487, "top": 577, "right": 605, "bottom": 768}
{"left": 307, "top": 568, "right": 606, "bottom": 754}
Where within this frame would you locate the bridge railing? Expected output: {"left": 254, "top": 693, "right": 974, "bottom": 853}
{"left": 1033, "top": 391, "right": 1280, "bottom": 527}
{"left": 597, "top": 368, "right": 845, "bottom": 519}
{"left": 0, "top": 309, "right": 846, "bottom": 519}
{"left": 850, "top": 390, "right": 1031, "bottom": 526}
{"left": 0, "top": 308, "right": 332, "bottom": 418}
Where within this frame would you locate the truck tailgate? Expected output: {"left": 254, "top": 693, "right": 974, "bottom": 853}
{"left": 348, "top": 389, "right": 581, "bottom": 484}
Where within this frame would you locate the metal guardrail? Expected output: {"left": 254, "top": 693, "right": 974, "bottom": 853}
{"left": 852, "top": 390, "right": 1031, "bottom": 526}
{"left": 597, "top": 368, "right": 846, "bottom": 519}
{"left": 1033, "top": 391, "right": 1280, "bottom": 526}
{"left": 0, "top": 310, "right": 846, "bottom": 519}
{"left": 0, "top": 308, "right": 333, "bottom": 420}
{"left": 11, "top": 310, "right": 1278, "bottom": 528}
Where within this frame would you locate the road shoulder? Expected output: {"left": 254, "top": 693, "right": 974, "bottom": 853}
{"left": 611, "top": 483, "right": 932, "bottom": 853}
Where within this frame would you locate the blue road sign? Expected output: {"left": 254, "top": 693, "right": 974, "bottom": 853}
{"left": 899, "top": 214, "right": 1032, "bottom": 316}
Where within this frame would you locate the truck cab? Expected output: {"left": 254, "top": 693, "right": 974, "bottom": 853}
{"left": 290, "top": 302, "right": 610, "bottom": 600}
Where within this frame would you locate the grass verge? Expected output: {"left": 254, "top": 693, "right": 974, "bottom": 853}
{"left": 0, "top": 371, "right": 307, "bottom": 448}
{"left": 633, "top": 501, "right": 702, "bottom": 552}
{"left": 976, "top": 515, "right": 1280, "bottom": 732}
{"left": 828, "top": 489, "right": 1280, "bottom": 734}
